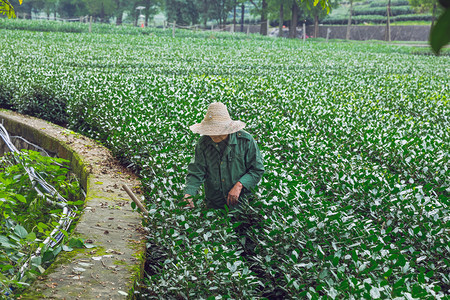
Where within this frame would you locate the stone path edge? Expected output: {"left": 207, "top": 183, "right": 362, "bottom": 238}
{"left": 0, "top": 110, "right": 146, "bottom": 300}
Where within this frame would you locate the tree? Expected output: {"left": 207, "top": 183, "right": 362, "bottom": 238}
{"left": 42, "top": 0, "right": 57, "bottom": 19}
{"left": 121, "top": 0, "right": 160, "bottom": 26}
{"left": 11, "top": 0, "right": 32, "bottom": 18}
{"left": 290, "top": 0, "right": 315, "bottom": 38}
{"left": 195, "top": 0, "right": 234, "bottom": 28}
{"left": 232, "top": 0, "right": 237, "bottom": 30}
{"left": 289, "top": 0, "right": 299, "bottom": 37}
{"left": 267, "top": 0, "right": 298, "bottom": 37}
{"left": 345, "top": 0, "right": 362, "bottom": 40}
{"left": 240, "top": 0, "right": 245, "bottom": 31}
{"left": 249, "top": 0, "right": 269, "bottom": 35}
{"left": 409, "top": 0, "right": 441, "bottom": 26}
{"left": 164, "top": 0, "right": 199, "bottom": 26}
{"left": 196, "top": 0, "right": 211, "bottom": 26}
{"left": 309, "top": 0, "right": 335, "bottom": 37}
{"left": 114, "top": 0, "right": 125, "bottom": 24}
{"left": 409, "top": 0, "right": 449, "bottom": 55}
{"left": 142, "top": 0, "right": 159, "bottom": 26}
{"left": 83, "top": 0, "right": 115, "bottom": 22}
{"left": 277, "top": 0, "right": 285, "bottom": 37}
{"left": 345, "top": 0, "right": 353, "bottom": 39}
{"left": 57, "top": 0, "right": 87, "bottom": 18}
{"left": 210, "top": 0, "right": 235, "bottom": 27}
{"left": 0, "top": 0, "right": 22, "bottom": 18}
{"left": 386, "top": 0, "right": 391, "bottom": 41}
{"left": 265, "top": 0, "right": 332, "bottom": 38}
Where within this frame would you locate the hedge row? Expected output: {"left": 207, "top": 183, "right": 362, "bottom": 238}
{"left": 367, "top": 0, "right": 410, "bottom": 7}
{"left": 0, "top": 18, "right": 264, "bottom": 40}
{"left": 353, "top": 6, "right": 415, "bottom": 16}
{"left": 322, "top": 13, "right": 433, "bottom": 24}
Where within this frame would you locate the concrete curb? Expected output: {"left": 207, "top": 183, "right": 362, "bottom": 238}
{"left": 0, "top": 110, "right": 146, "bottom": 299}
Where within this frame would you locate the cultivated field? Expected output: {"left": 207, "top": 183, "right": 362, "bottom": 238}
{"left": 1, "top": 23, "right": 449, "bottom": 298}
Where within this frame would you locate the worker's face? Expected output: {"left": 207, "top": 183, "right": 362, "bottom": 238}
{"left": 209, "top": 134, "right": 229, "bottom": 143}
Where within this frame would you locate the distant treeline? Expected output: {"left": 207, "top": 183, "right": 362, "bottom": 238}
{"left": 5, "top": 0, "right": 438, "bottom": 36}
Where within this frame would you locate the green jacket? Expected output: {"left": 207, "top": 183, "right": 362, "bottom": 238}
{"left": 184, "top": 130, "right": 264, "bottom": 209}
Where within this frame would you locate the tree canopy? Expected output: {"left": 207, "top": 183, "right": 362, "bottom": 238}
{"left": 0, "top": 0, "right": 22, "bottom": 18}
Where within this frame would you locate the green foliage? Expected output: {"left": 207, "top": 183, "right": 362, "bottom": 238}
{"left": 353, "top": 5, "right": 415, "bottom": 16}
{"left": 82, "top": 0, "right": 116, "bottom": 21}
{"left": 0, "top": 150, "right": 81, "bottom": 292}
{"left": 430, "top": 7, "right": 450, "bottom": 54}
{"left": 15, "top": 83, "right": 68, "bottom": 126}
{"left": 0, "top": 81, "right": 14, "bottom": 109}
{"left": 322, "top": 0, "right": 436, "bottom": 24}
{"left": 370, "top": 0, "right": 410, "bottom": 7}
{"left": 56, "top": 0, "right": 87, "bottom": 18}
{"left": 409, "top": 0, "right": 439, "bottom": 13}
{"left": 0, "top": 18, "right": 85, "bottom": 32}
{"left": 0, "top": 24, "right": 449, "bottom": 298}
{"left": 322, "top": 12, "right": 433, "bottom": 23}
{"left": 0, "top": 0, "right": 20, "bottom": 18}
{"left": 164, "top": 0, "right": 200, "bottom": 25}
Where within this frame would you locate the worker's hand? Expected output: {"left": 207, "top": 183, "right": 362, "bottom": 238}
{"left": 227, "top": 182, "right": 243, "bottom": 207}
{"left": 184, "top": 194, "right": 194, "bottom": 208}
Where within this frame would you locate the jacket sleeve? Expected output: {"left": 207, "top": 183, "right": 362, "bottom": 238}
{"left": 239, "top": 138, "right": 264, "bottom": 192}
{"left": 184, "top": 141, "right": 207, "bottom": 196}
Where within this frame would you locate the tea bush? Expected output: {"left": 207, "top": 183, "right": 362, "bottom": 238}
{"left": 353, "top": 6, "right": 415, "bottom": 16}
{"left": 0, "top": 24, "right": 448, "bottom": 298}
{"left": 15, "top": 83, "right": 68, "bottom": 126}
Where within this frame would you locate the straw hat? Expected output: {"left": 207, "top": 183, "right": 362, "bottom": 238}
{"left": 189, "top": 102, "right": 246, "bottom": 135}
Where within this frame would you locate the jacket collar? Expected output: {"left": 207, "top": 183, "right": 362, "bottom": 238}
{"left": 204, "top": 132, "right": 238, "bottom": 147}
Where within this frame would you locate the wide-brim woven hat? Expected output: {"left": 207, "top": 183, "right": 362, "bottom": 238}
{"left": 189, "top": 102, "right": 246, "bottom": 135}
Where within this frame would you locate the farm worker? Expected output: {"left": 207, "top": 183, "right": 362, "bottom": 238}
{"left": 184, "top": 102, "right": 264, "bottom": 209}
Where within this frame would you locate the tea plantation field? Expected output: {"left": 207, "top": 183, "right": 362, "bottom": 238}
{"left": 0, "top": 24, "right": 449, "bottom": 299}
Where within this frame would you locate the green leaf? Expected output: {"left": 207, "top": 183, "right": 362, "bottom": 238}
{"left": 430, "top": 8, "right": 450, "bottom": 54}
{"left": 332, "top": 256, "right": 339, "bottom": 267}
{"left": 394, "top": 277, "right": 406, "bottom": 289}
{"left": 26, "top": 232, "right": 37, "bottom": 242}
{"left": 370, "top": 287, "right": 381, "bottom": 299}
{"left": 397, "top": 254, "right": 406, "bottom": 267}
{"left": 0, "top": 235, "right": 10, "bottom": 244}
{"left": 418, "top": 272, "right": 425, "bottom": 283}
{"left": 382, "top": 268, "right": 393, "bottom": 277}
{"left": 37, "top": 265, "right": 46, "bottom": 274}
{"left": 2, "top": 265, "right": 13, "bottom": 272}
{"left": 42, "top": 251, "right": 54, "bottom": 263}
{"left": 31, "top": 256, "right": 42, "bottom": 267}
{"left": 351, "top": 250, "right": 358, "bottom": 262}
{"left": 0, "top": 0, "right": 17, "bottom": 18}
{"left": 67, "top": 200, "right": 84, "bottom": 206}
{"left": 62, "top": 245, "right": 73, "bottom": 252}
{"left": 15, "top": 194, "right": 27, "bottom": 203}
{"left": 53, "top": 246, "right": 62, "bottom": 256}
{"left": 37, "top": 222, "right": 49, "bottom": 230}
{"left": 319, "top": 269, "right": 329, "bottom": 279}
{"left": 68, "top": 238, "right": 84, "bottom": 249}
{"left": 14, "top": 225, "right": 28, "bottom": 239}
